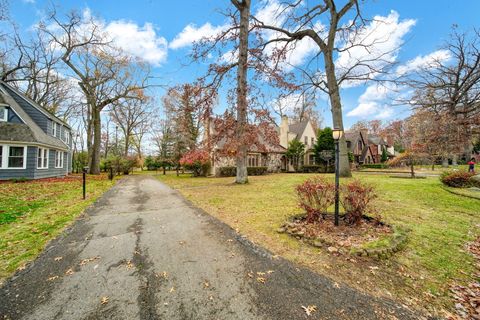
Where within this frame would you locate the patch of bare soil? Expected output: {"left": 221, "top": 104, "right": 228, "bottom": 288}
{"left": 449, "top": 236, "right": 480, "bottom": 319}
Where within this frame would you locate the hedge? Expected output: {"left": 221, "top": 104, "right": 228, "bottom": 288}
{"left": 302, "top": 164, "right": 335, "bottom": 173}
{"left": 218, "top": 166, "right": 268, "bottom": 177}
{"left": 361, "top": 164, "right": 389, "bottom": 169}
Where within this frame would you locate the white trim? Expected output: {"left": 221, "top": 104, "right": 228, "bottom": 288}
{"left": 55, "top": 150, "right": 64, "bottom": 168}
{"left": 0, "top": 140, "right": 68, "bottom": 152}
{"left": 52, "top": 121, "right": 57, "bottom": 137}
{"left": 0, "top": 106, "right": 7, "bottom": 122}
{"left": 37, "top": 147, "right": 49, "bottom": 169}
{"left": 0, "top": 144, "right": 27, "bottom": 169}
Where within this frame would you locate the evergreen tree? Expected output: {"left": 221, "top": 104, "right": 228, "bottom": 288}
{"left": 286, "top": 139, "right": 305, "bottom": 172}
{"left": 381, "top": 147, "right": 388, "bottom": 162}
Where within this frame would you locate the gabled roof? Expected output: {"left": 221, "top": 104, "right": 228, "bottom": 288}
{"left": 288, "top": 121, "right": 309, "bottom": 139}
{"left": 368, "top": 134, "right": 387, "bottom": 146}
{"left": 0, "top": 81, "right": 70, "bottom": 129}
{"left": 0, "top": 82, "right": 69, "bottom": 151}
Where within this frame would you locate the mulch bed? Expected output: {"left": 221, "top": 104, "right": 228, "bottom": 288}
{"left": 449, "top": 237, "right": 480, "bottom": 319}
{"left": 280, "top": 215, "right": 393, "bottom": 253}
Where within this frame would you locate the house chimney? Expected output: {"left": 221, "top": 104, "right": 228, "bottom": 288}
{"left": 279, "top": 115, "right": 289, "bottom": 148}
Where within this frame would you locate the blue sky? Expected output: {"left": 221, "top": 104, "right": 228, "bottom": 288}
{"left": 9, "top": 0, "right": 480, "bottom": 128}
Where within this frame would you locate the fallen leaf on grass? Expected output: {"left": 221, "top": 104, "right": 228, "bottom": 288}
{"left": 203, "top": 281, "right": 210, "bottom": 288}
{"left": 256, "top": 272, "right": 265, "bottom": 276}
{"left": 227, "top": 239, "right": 233, "bottom": 243}
{"left": 17, "top": 264, "right": 26, "bottom": 271}
{"left": 267, "top": 270, "right": 275, "bottom": 274}
{"left": 178, "top": 241, "right": 186, "bottom": 245}
{"left": 333, "top": 282, "right": 340, "bottom": 288}
{"left": 247, "top": 272, "right": 254, "bottom": 278}
{"left": 169, "top": 287, "right": 175, "bottom": 293}
{"left": 54, "top": 257, "right": 63, "bottom": 262}
{"left": 302, "top": 305, "right": 317, "bottom": 316}
{"left": 65, "top": 268, "right": 74, "bottom": 276}
{"left": 101, "top": 296, "right": 109, "bottom": 305}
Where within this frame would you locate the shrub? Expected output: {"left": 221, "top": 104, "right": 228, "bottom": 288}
{"left": 295, "top": 177, "right": 335, "bottom": 223}
{"left": 248, "top": 166, "right": 268, "bottom": 176}
{"left": 179, "top": 150, "right": 211, "bottom": 177}
{"left": 218, "top": 166, "right": 268, "bottom": 177}
{"left": 340, "top": 180, "right": 377, "bottom": 225}
{"left": 302, "top": 164, "right": 334, "bottom": 173}
{"left": 361, "top": 164, "right": 389, "bottom": 169}
{"left": 440, "top": 170, "right": 475, "bottom": 188}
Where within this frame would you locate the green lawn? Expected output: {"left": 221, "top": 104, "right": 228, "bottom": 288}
{"left": 150, "top": 170, "right": 480, "bottom": 316}
{"left": 0, "top": 174, "right": 116, "bottom": 283}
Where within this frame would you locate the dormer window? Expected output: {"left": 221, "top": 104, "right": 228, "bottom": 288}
{"left": 65, "top": 131, "right": 70, "bottom": 144}
{"left": 304, "top": 136, "right": 308, "bottom": 145}
{"left": 52, "top": 122, "right": 58, "bottom": 137}
{"left": 0, "top": 106, "right": 7, "bottom": 122}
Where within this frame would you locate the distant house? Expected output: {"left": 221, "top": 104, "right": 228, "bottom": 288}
{"left": 345, "top": 130, "right": 395, "bottom": 165}
{"left": 0, "top": 81, "right": 72, "bottom": 180}
{"left": 208, "top": 119, "right": 286, "bottom": 176}
{"left": 279, "top": 115, "right": 317, "bottom": 171}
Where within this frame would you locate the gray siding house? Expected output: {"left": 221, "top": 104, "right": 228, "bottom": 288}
{"left": 0, "top": 81, "right": 72, "bottom": 180}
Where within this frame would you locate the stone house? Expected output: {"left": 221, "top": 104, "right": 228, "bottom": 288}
{"left": 345, "top": 130, "right": 395, "bottom": 165}
{"left": 0, "top": 81, "right": 72, "bottom": 180}
{"left": 208, "top": 115, "right": 318, "bottom": 175}
{"left": 279, "top": 115, "right": 317, "bottom": 171}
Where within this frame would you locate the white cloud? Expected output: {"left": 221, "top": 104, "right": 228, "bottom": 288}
{"left": 48, "top": 8, "right": 168, "bottom": 66}
{"left": 336, "top": 11, "right": 416, "bottom": 86}
{"left": 347, "top": 101, "right": 393, "bottom": 119}
{"left": 169, "top": 23, "right": 228, "bottom": 49}
{"left": 105, "top": 21, "right": 168, "bottom": 66}
{"left": 395, "top": 49, "right": 451, "bottom": 76}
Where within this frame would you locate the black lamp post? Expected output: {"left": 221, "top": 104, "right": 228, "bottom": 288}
{"left": 332, "top": 128, "right": 343, "bottom": 226}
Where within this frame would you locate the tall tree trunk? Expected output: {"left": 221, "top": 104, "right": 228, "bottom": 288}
{"left": 324, "top": 51, "right": 352, "bottom": 177}
{"left": 90, "top": 107, "right": 101, "bottom": 174}
{"left": 234, "top": 0, "right": 250, "bottom": 184}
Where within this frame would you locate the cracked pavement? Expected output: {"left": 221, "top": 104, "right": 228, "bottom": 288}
{"left": 0, "top": 175, "right": 422, "bottom": 319}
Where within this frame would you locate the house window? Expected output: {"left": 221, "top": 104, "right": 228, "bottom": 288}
{"left": 247, "top": 154, "right": 259, "bottom": 167}
{"left": 37, "top": 148, "right": 49, "bottom": 169}
{"left": 52, "top": 122, "right": 57, "bottom": 137}
{"left": 304, "top": 136, "right": 308, "bottom": 145}
{"left": 0, "top": 106, "right": 7, "bottom": 122}
{"left": 7, "top": 146, "right": 26, "bottom": 168}
{"left": 357, "top": 140, "right": 363, "bottom": 150}
{"left": 347, "top": 141, "right": 351, "bottom": 149}
{"left": 309, "top": 154, "right": 315, "bottom": 165}
{"left": 55, "top": 151, "right": 64, "bottom": 168}
{"left": 311, "top": 137, "right": 314, "bottom": 146}
{"left": 65, "top": 131, "right": 70, "bottom": 144}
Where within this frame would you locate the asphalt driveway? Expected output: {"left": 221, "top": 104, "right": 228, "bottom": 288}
{"left": 0, "top": 175, "right": 422, "bottom": 320}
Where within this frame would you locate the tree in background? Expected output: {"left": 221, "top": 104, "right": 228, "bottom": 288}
{"left": 286, "top": 139, "right": 305, "bottom": 172}
{"left": 41, "top": 10, "right": 150, "bottom": 174}
{"left": 381, "top": 148, "right": 388, "bottom": 163}
{"left": 313, "top": 127, "right": 334, "bottom": 167}
{"left": 408, "top": 28, "right": 480, "bottom": 160}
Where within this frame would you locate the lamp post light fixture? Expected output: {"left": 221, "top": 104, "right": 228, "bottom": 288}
{"left": 332, "top": 128, "right": 343, "bottom": 226}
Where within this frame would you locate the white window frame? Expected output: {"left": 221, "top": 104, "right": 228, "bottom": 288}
{"left": 0, "top": 145, "right": 27, "bottom": 169}
{"left": 37, "top": 147, "right": 49, "bottom": 169}
{"left": 55, "top": 150, "right": 64, "bottom": 168}
{"left": 52, "top": 122, "right": 57, "bottom": 137}
{"left": 0, "top": 106, "right": 7, "bottom": 122}
{"left": 65, "top": 131, "right": 70, "bottom": 144}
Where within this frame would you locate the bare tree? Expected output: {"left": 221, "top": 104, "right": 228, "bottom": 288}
{"left": 408, "top": 28, "right": 480, "bottom": 158}
{"left": 252, "top": 1, "right": 403, "bottom": 177}
{"left": 41, "top": 11, "right": 150, "bottom": 174}
{"left": 110, "top": 95, "right": 151, "bottom": 157}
